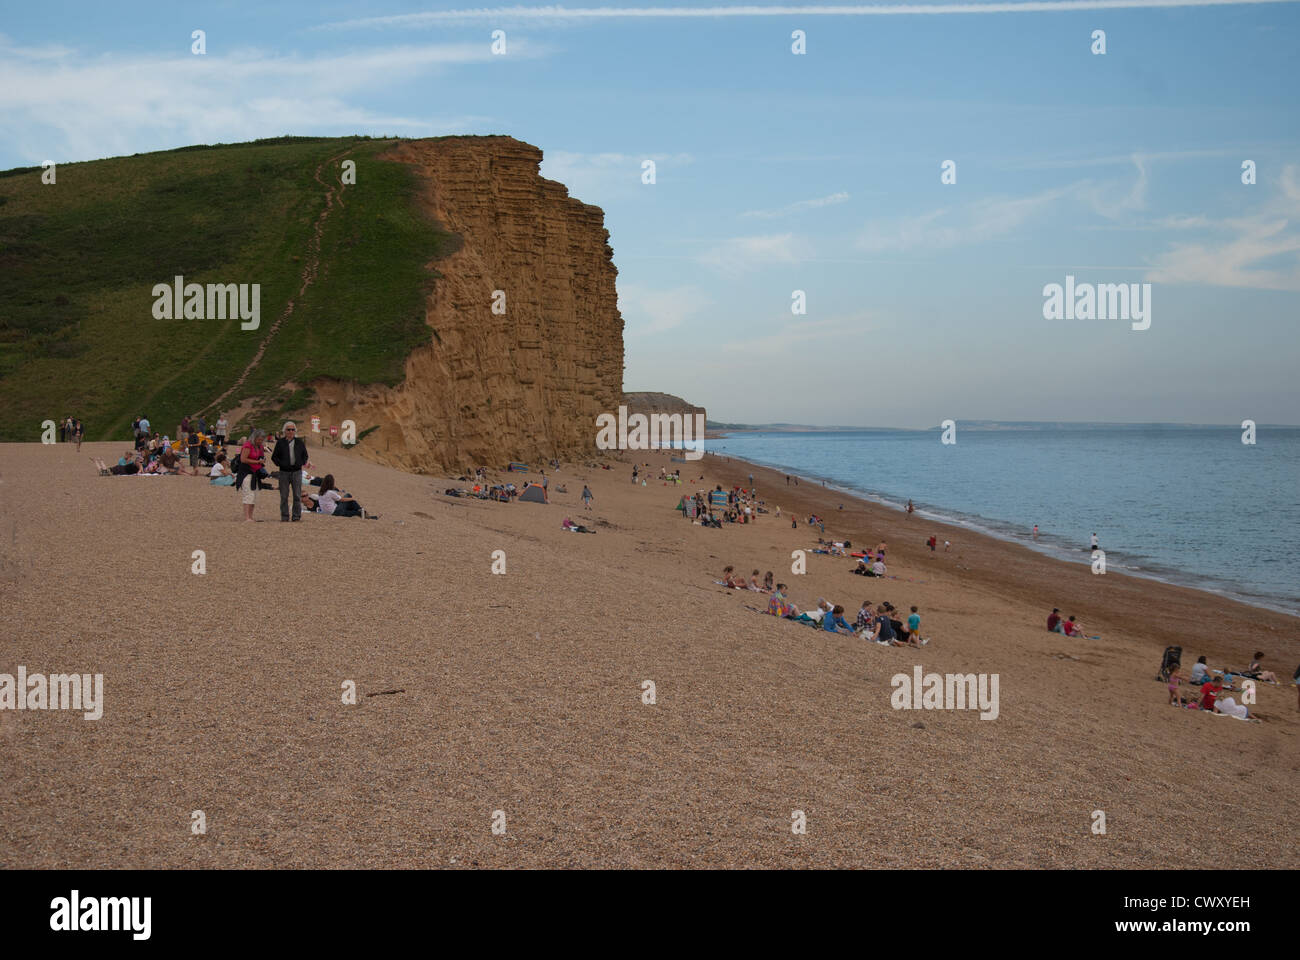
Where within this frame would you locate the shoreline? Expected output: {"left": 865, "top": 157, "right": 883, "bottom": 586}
{"left": 690, "top": 449, "right": 1300, "bottom": 652}
{"left": 707, "top": 443, "right": 1300, "bottom": 619}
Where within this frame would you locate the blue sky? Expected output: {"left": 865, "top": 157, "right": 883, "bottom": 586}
{"left": 3, "top": 1, "right": 1298, "bottom": 426}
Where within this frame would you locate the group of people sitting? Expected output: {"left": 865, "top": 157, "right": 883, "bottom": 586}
{"left": 1045, "top": 608, "right": 1089, "bottom": 638}
{"left": 716, "top": 566, "right": 927, "bottom": 646}
{"left": 683, "top": 485, "right": 767, "bottom": 527}
{"left": 96, "top": 421, "right": 370, "bottom": 521}
{"left": 1163, "top": 652, "right": 1288, "bottom": 720}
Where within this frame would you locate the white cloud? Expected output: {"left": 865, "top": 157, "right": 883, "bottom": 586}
{"left": 0, "top": 37, "right": 532, "bottom": 164}
{"left": 1085, "top": 153, "right": 1148, "bottom": 219}
{"left": 856, "top": 186, "right": 1071, "bottom": 253}
{"left": 1145, "top": 164, "right": 1300, "bottom": 291}
{"left": 538, "top": 150, "right": 692, "bottom": 198}
{"left": 697, "top": 233, "right": 813, "bottom": 274}
{"left": 618, "top": 282, "right": 710, "bottom": 336}
{"left": 318, "top": 1, "right": 1298, "bottom": 31}
{"left": 742, "top": 191, "right": 850, "bottom": 219}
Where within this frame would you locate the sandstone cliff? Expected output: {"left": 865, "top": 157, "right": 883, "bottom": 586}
{"left": 309, "top": 136, "right": 624, "bottom": 473}
{"left": 622, "top": 392, "right": 706, "bottom": 423}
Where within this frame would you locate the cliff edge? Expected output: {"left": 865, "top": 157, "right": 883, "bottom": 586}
{"left": 310, "top": 136, "right": 625, "bottom": 473}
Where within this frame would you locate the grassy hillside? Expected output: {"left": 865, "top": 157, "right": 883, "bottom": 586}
{"left": 0, "top": 136, "right": 450, "bottom": 442}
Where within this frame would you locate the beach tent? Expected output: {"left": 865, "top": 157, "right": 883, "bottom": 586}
{"left": 518, "top": 483, "right": 548, "bottom": 504}
{"left": 507, "top": 461, "right": 530, "bottom": 472}
{"left": 709, "top": 489, "right": 728, "bottom": 512}
{"left": 685, "top": 498, "right": 698, "bottom": 519}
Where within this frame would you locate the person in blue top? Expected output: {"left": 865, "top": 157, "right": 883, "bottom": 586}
{"left": 823, "top": 604, "right": 853, "bottom": 635}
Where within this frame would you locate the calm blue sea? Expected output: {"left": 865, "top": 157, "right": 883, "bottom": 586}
{"left": 712, "top": 425, "right": 1300, "bottom": 616}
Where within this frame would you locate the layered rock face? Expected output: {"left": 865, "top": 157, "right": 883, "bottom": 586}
{"left": 622, "top": 392, "right": 707, "bottom": 423}
{"left": 312, "top": 137, "right": 624, "bottom": 473}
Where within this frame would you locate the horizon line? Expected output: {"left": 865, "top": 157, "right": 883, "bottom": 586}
{"left": 706, "top": 418, "right": 1300, "bottom": 429}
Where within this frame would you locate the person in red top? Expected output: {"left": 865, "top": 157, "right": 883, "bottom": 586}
{"left": 239, "top": 430, "right": 266, "bottom": 523}
{"left": 1046, "top": 608, "right": 1063, "bottom": 633}
{"left": 1200, "top": 678, "right": 1222, "bottom": 711}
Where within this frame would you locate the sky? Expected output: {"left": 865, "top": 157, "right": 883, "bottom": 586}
{"left": 3, "top": 1, "right": 1298, "bottom": 427}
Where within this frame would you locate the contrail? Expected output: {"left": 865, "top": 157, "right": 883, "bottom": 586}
{"left": 319, "top": 0, "right": 1299, "bottom": 30}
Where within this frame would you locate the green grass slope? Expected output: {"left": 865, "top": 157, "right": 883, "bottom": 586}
{"left": 0, "top": 136, "right": 449, "bottom": 442}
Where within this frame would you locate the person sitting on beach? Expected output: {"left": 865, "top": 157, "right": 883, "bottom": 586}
{"left": 314, "top": 474, "right": 365, "bottom": 517}
{"left": 209, "top": 454, "right": 235, "bottom": 486}
{"left": 870, "top": 558, "right": 887, "bottom": 577}
{"left": 1199, "top": 677, "right": 1223, "bottom": 712}
{"left": 767, "top": 584, "right": 800, "bottom": 618}
{"left": 748, "top": 569, "right": 763, "bottom": 591}
{"left": 1047, "top": 608, "right": 1063, "bottom": 633}
{"left": 865, "top": 606, "right": 895, "bottom": 645}
{"left": 823, "top": 604, "right": 854, "bottom": 635}
{"left": 805, "top": 599, "right": 830, "bottom": 625}
{"left": 721, "top": 565, "right": 745, "bottom": 588}
{"left": 762, "top": 571, "right": 775, "bottom": 593}
{"left": 883, "top": 603, "right": 914, "bottom": 646}
{"left": 1062, "top": 616, "right": 1084, "bottom": 638}
{"left": 1240, "top": 652, "right": 1277, "bottom": 683}
{"left": 855, "top": 601, "right": 874, "bottom": 632}
{"left": 1214, "top": 695, "right": 1251, "bottom": 720}
{"left": 1189, "top": 655, "right": 1211, "bottom": 685}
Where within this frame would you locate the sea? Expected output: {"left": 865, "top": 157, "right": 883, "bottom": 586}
{"left": 710, "top": 424, "right": 1300, "bottom": 617}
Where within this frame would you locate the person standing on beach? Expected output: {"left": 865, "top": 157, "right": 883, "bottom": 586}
{"left": 214, "top": 414, "right": 228, "bottom": 448}
{"left": 1090, "top": 532, "right": 1099, "bottom": 551}
{"left": 238, "top": 430, "right": 267, "bottom": 522}
{"left": 272, "top": 422, "right": 311, "bottom": 522}
{"left": 1033, "top": 524, "right": 1039, "bottom": 540}
{"left": 581, "top": 485, "right": 593, "bottom": 510}
{"left": 906, "top": 499, "right": 914, "bottom": 517}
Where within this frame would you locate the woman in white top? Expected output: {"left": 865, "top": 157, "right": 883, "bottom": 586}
{"left": 208, "top": 454, "right": 235, "bottom": 486}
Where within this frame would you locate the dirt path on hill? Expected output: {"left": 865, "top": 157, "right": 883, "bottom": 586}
{"left": 203, "top": 145, "right": 356, "bottom": 418}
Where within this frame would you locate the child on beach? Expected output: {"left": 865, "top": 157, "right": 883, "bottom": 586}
{"left": 1167, "top": 667, "right": 1182, "bottom": 705}
{"left": 581, "top": 485, "right": 593, "bottom": 510}
{"left": 1199, "top": 677, "right": 1223, "bottom": 712}
{"left": 907, "top": 606, "right": 922, "bottom": 644}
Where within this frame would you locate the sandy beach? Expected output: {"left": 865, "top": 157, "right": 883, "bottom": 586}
{"left": 1, "top": 440, "right": 1296, "bottom": 869}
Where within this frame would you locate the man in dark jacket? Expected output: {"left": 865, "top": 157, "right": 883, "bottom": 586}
{"left": 271, "top": 421, "right": 312, "bottom": 522}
